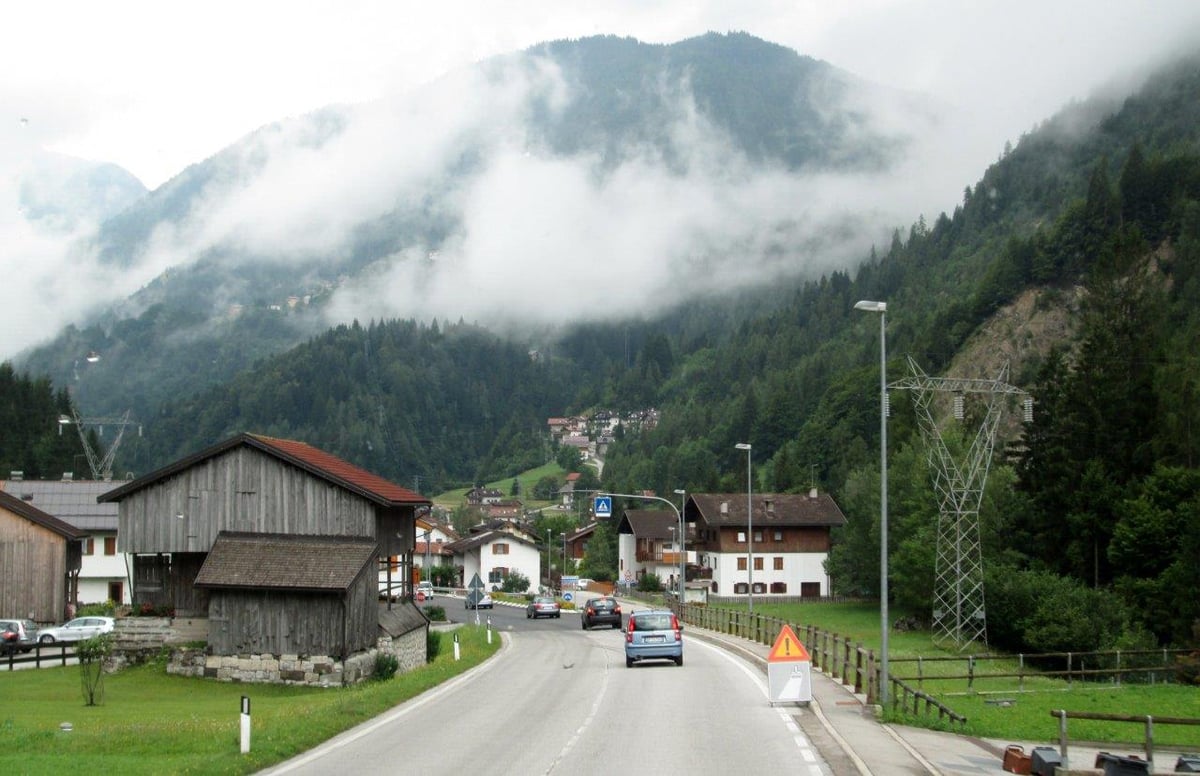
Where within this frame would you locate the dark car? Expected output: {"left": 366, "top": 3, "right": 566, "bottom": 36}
{"left": 580, "top": 596, "right": 622, "bottom": 630}
{"left": 0, "top": 618, "right": 38, "bottom": 654}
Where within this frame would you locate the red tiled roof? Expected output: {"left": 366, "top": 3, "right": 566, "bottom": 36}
{"left": 100, "top": 432, "right": 429, "bottom": 508}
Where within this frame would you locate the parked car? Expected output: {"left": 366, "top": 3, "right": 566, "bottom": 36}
{"left": 624, "top": 610, "right": 683, "bottom": 667}
{"left": 580, "top": 596, "right": 621, "bottom": 630}
{"left": 415, "top": 581, "right": 435, "bottom": 599}
{"left": 36, "top": 616, "right": 115, "bottom": 644}
{"left": 1, "top": 618, "right": 38, "bottom": 654}
{"left": 526, "top": 596, "right": 561, "bottom": 619}
{"left": 465, "top": 593, "right": 493, "bottom": 610}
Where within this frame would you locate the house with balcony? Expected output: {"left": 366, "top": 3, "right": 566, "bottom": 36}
{"left": 684, "top": 490, "right": 846, "bottom": 600}
{"left": 615, "top": 510, "right": 690, "bottom": 589}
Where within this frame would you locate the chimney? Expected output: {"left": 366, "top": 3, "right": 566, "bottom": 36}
{"left": 765, "top": 499, "right": 775, "bottom": 516}
{"left": 720, "top": 501, "right": 729, "bottom": 515}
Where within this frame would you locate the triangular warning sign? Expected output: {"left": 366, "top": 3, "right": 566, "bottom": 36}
{"left": 768, "top": 624, "right": 810, "bottom": 662}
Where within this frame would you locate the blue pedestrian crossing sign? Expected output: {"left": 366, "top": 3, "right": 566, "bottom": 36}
{"left": 593, "top": 496, "right": 612, "bottom": 518}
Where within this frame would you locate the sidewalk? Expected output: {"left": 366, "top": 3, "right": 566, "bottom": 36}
{"left": 680, "top": 622, "right": 1194, "bottom": 775}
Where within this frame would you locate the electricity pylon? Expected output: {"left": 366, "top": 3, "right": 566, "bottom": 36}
{"left": 58, "top": 408, "right": 141, "bottom": 480}
{"left": 891, "top": 357, "right": 1029, "bottom": 649}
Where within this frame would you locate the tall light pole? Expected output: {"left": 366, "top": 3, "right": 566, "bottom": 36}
{"left": 855, "top": 299, "right": 889, "bottom": 705}
{"left": 560, "top": 532, "right": 567, "bottom": 590}
{"left": 734, "top": 443, "right": 753, "bottom": 613}
{"left": 673, "top": 488, "right": 686, "bottom": 607}
{"left": 545, "top": 527, "right": 552, "bottom": 593}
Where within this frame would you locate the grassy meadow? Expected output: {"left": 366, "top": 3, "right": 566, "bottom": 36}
{"left": 731, "top": 600, "right": 1200, "bottom": 746}
{"left": 0, "top": 626, "right": 500, "bottom": 775}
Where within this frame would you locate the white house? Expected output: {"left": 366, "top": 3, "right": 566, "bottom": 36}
{"left": 445, "top": 527, "right": 540, "bottom": 593}
{"left": 686, "top": 491, "right": 846, "bottom": 600}
{"left": 615, "top": 509, "right": 691, "bottom": 589}
{"left": 0, "top": 475, "right": 133, "bottom": 605}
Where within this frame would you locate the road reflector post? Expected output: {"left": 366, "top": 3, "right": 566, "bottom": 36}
{"left": 487, "top": 616, "right": 492, "bottom": 644}
{"left": 453, "top": 632, "right": 460, "bottom": 661}
{"left": 240, "top": 695, "right": 251, "bottom": 753}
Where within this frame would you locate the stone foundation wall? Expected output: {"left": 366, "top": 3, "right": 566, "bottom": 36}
{"left": 166, "top": 628, "right": 428, "bottom": 687}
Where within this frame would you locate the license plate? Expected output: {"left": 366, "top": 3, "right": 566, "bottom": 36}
{"left": 644, "top": 635, "right": 665, "bottom": 643}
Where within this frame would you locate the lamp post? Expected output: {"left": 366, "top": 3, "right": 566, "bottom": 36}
{"left": 546, "top": 527, "right": 552, "bottom": 593}
{"left": 734, "top": 443, "right": 753, "bottom": 613}
{"left": 560, "top": 532, "right": 567, "bottom": 592}
{"left": 673, "top": 488, "right": 686, "bottom": 607}
{"left": 597, "top": 491, "right": 683, "bottom": 606}
{"left": 854, "top": 299, "right": 889, "bottom": 706}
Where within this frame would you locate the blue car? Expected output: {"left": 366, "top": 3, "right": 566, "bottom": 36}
{"left": 624, "top": 610, "right": 683, "bottom": 667}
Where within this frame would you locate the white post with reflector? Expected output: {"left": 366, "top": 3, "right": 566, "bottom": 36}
{"left": 240, "top": 695, "right": 251, "bottom": 753}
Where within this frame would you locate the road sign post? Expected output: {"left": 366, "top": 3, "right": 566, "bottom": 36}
{"left": 767, "top": 624, "right": 812, "bottom": 704}
{"left": 593, "top": 496, "right": 612, "bottom": 518}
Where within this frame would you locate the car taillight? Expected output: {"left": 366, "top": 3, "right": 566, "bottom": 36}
{"left": 672, "top": 615, "right": 682, "bottom": 641}
{"left": 613, "top": 605, "right": 621, "bottom": 614}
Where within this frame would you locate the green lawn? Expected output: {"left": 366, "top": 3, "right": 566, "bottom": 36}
{"left": 722, "top": 600, "right": 1200, "bottom": 746}
{"left": 0, "top": 626, "right": 500, "bottom": 775}
{"left": 432, "top": 461, "right": 564, "bottom": 511}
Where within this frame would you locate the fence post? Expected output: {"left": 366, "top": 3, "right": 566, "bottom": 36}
{"left": 1019, "top": 654, "right": 1025, "bottom": 693}
{"left": 917, "top": 655, "right": 924, "bottom": 689}
{"left": 854, "top": 642, "right": 863, "bottom": 694}
{"left": 1145, "top": 715, "right": 1154, "bottom": 768}
{"left": 1056, "top": 709, "right": 1070, "bottom": 771}
{"left": 867, "top": 649, "right": 877, "bottom": 705}
{"left": 1116, "top": 649, "right": 1122, "bottom": 687}
{"left": 1067, "top": 652, "right": 1073, "bottom": 688}
{"left": 968, "top": 655, "right": 975, "bottom": 690}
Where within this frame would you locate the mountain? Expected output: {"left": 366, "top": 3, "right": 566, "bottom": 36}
{"left": 16, "top": 32, "right": 942, "bottom": 424}
{"left": 19, "top": 151, "right": 146, "bottom": 232}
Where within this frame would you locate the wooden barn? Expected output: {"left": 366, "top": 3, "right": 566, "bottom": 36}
{"left": 99, "top": 433, "right": 430, "bottom": 658}
{"left": 0, "top": 488, "right": 85, "bottom": 623}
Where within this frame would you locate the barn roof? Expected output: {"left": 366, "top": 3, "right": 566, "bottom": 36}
{"left": 194, "top": 532, "right": 377, "bottom": 592}
{"left": 688, "top": 492, "right": 847, "bottom": 528}
{"left": 98, "top": 432, "right": 429, "bottom": 508}
{"left": 0, "top": 489, "right": 87, "bottom": 539}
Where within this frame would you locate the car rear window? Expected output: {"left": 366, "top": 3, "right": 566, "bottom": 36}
{"left": 632, "top": 614, "right": 673, "bottom": 631}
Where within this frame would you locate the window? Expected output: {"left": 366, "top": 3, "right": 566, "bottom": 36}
{"left": 753, "top": 557, "right": 763, "bottom": 571}
{"left": 773, "top": 557, "right": 784, "bottom": 571}
{"left": 770, "top": 582, "right": 788, "bottom": 594}
{"left": 737, "top": 557, "right": 747, "bottom": 570}
{"left": 774, "top": 530, "right": 783, "bottom": 542}
{"left": 801, "top": 582, "right": 821, "bottom": 598}
{"left": 104, "top": 537, "right": 117, "bottom": 555}
{"left": 488, "top": 567, "right": 508, "bottom": 584}
{"left": 753, "top": 530, "right": 763, "bottom": 543}
{"left": 82, "top": 538, "right": 94, "bottom": 556}
{"left": 493, "top": 543, "right": 509, "bottom": 555}
{"left": 733, "top": 582, "right": 748, "bottom": 594}
{"left": 751, "top": 582, "right": 767, "bottom": 594}
{"left": 737, "top": 531, "right": 746, "bottom": 543}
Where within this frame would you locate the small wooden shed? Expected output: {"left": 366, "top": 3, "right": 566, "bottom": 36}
{"left": 195, "top": 532, "right": 378, "bottom": 657}
{"left": 0, "top": 489, "right": 85, "bottom": 623}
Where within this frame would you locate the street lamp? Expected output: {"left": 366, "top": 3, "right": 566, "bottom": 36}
{"left": 546, "top": 527, "right": 552, "bottom": 593}
{"left": 560, "top": 532, "right": 567, "bottom": 592}
{"left": 734, "top": 443, "right": 753, "bottom": 613}
{"left": 854, "top": 298, "right": 889, "bottom": 706}
{"left": 673, "top": 488, "right": 686, "bottom": 606}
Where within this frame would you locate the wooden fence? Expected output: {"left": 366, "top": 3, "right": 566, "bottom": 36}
{"left": 1049, "top": 709, "right": 1200, "bottom": 770}
{"left": 1, "top": 642, "right": 78, "bottom": 670}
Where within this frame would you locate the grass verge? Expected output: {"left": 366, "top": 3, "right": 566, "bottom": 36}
{"left": 711, "top": 600, "right": 1200, "bottom": 747}
{"left": 0, "top": 626, "right": 500, "bottom": 775}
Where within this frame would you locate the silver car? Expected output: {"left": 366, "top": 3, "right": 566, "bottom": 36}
{"left": 37, "top": 616, "right": 115, "bottom": 644}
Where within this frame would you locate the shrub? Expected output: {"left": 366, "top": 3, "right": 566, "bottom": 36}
{"left": 637, "top": 573, "right": 663, "bottom": 592}
{"left": 373, "top": 652, "right": 399, "bottom": 681}
{"left": 426, "top": 630, "right": 442, "bottom": 663}
{"left": 499, "top": 571, "right": 530, "bottom": 594}
{"left": 78, "top": 601, "right": 116, "bottom": 617}
{"left": 77, "top": 634, "right": 113, "bottom": 706}
{"left": 423, "top": 605, "right": 446, "bottom": 622}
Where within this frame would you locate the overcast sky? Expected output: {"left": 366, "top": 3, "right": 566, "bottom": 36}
{"left": 4, "top": 0, "right": 1200, "bottom": 361}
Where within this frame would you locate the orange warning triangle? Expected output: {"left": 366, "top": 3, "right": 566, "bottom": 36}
{"left": 768, "top": 624, "right": 810, "bottom": 662}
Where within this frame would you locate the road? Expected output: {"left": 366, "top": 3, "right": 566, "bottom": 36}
{"left": 264, "top": 598, "right": 829, "bottom": 775}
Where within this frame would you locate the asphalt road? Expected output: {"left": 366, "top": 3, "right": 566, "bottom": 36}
{"left": 263, "top": 598, "right": 830, "bottom": 775}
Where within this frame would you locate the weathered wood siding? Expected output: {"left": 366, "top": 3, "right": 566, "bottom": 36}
{"left": 206, "top": 569, "right": 377, "bottom": 656}
{"left": 0, "top": 509, "right": 69, "bottom": 622}
{"left": 119, "top": 447, "right": 377, "bottom": 553}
